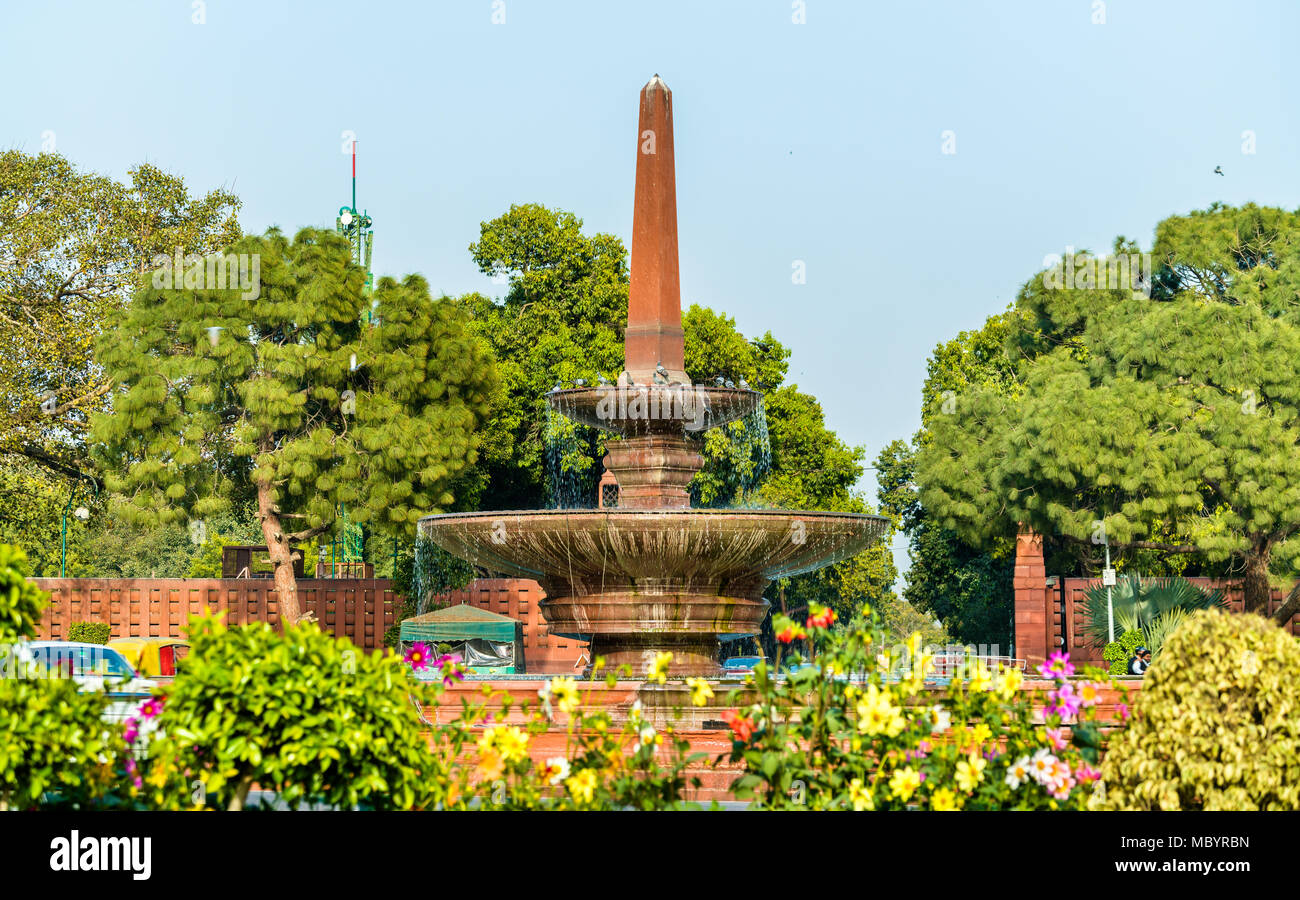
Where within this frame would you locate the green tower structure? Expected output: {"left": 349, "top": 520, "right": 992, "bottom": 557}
{"left": 326, "top": 140, "right": 374, "bottom": 576}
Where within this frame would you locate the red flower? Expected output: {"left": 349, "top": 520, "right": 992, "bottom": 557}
{"left": 806, "top": 606, "right": 837, "bottom": 630}
{"left": 721, "top": 709, "right": 756, "bottom": 742}
{"left": 777, "top": 626, "right": 804, "bottom": 644}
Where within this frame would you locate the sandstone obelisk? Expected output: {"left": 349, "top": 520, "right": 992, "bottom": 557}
{"left": 625, "top": 74, "right": 688, "bottom": 386}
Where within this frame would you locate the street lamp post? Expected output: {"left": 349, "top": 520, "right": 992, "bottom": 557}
{"left": 60, "top": 483, "right": 95, "bottom": 578}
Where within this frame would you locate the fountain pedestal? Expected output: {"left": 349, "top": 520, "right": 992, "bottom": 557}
{"left": 601, "top": 430, "right": 701, "bottom": 510}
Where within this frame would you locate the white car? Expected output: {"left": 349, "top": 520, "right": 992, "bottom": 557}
{"left": 21, "top": 641, "right": 159, "bottom": 726}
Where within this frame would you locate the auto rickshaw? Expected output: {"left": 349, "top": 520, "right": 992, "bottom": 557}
{"left": 107, "top": 637, "right": 190, "bottom": 679}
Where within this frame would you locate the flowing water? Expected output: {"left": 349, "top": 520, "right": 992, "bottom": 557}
{"left": 543, "top": 406, "right": 599, "bottom": 509}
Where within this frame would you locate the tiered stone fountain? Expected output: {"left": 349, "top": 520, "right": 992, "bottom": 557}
{"left": 420, "top": 75, "right": 888, "bottom": 678}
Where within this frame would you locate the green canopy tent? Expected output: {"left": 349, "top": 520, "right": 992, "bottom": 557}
{"left": 399, "top": 604, "right": 524, "bottom": 675}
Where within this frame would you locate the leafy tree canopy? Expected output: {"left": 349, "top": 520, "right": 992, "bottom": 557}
{"left": 918, "top": 203, "right": 1300, "bottom": 613}
{"left": 91, "top": 227, "right": 495, "bottom": 621}
{"left": 0, "top": 150, "right": 240, "bottom": 486}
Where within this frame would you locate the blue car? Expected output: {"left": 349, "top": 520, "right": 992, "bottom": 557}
{"left": 721, "top": 655, "right": 765, "bottom": 674}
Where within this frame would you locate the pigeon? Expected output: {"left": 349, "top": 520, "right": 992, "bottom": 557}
{"left": 1214, "top": 166, "right": 1224, "bottom": 176}
{"left": 574, "top": 378, "right": 586, "bottom": 387}
{"left": 597, "top": 374, "right": 612, "bottom": 386}
{"left": 654, "top": 362, "right": 669, "bottom": 384}
{"left": 713, "top": 376, "right": 726, "bottom": 387}
{"left": 724, "top": 379, "right": 735, "bottom": 389}
{"left": 552, "top": 381, "right": 563, "bottom": 392}
{"left": 739, "top": 378, "right": 750, "bottom": 390}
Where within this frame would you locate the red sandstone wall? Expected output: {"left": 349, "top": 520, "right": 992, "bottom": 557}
{"left": 31, "top": 575, "right": 585, "bottom": 670}
{"left": 1059, "top": 576, "right": 1298, "bottom": 666}
{"left": 1012, "top": 532, "right": 1300, "bottom": 669}
{"left": 32, "top": 578, "right": 401, "bottom": 650}
{"left": 1013, "top": 531, "right": 1052, "bottom": 669}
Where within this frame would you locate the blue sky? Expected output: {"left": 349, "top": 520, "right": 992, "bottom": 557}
{"left": 5, "top": 0, "right": 1297, "bottom": 573}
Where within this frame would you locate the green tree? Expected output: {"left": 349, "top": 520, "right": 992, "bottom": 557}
{"left": 0, "top": 458, "right": 97, "bottom": 576}
{"left": 460, "top": 204, "right": 628, "bottom": 509}
{"left": 875, "top": 438, "right": 1013, "bottom": 648}
{"left": 91, "top": 227, "right": 495, "bottom": 623}
{"left": 919, "top": 205, "right": 1300, "bottom": 615}
{"left": 0, "top": 150, "right": 240, "bottom": 486}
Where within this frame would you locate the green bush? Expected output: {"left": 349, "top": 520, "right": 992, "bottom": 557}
{"left": 1095, "top": 609, "right": 1300, "bottom": 810}
{"left": 140, "top": 614, "right": 445, "bottom": 810}
{"left": 67, "top": 621, "right": 111, "bottom": 644}
{"left": 1101, "top": 629, "right": 1145, "bottom": 676}
{"left": 0, "top": 544, "right": 47, "bottom": 642}
{"left": 0, "top": 544, "right": 128, "bottom": 809}
{"left": 1082, "top": 575, "right": 1225, "bottom": 653}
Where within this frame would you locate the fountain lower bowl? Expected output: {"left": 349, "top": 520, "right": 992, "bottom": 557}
{"left": 418, "top": 508, "right": 889, "bottom": 675}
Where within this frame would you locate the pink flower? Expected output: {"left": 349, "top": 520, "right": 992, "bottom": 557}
{"left": 1077, "top": 682, "right": 1102, "bottom": 708}
{"left": 1115, "top": 702, "right": 1130, "bottom": 721}
{"left": 123, "top": 717, "right": 140, "bottom": 745}
{"left": 433, "top": 652, "right": 465, "bottom": 686}
{"left": 1046, "top": 759, "right": 1076, "bottom": 800}
{"left": 1076, "top": 763, "right": 1102, "bottom": 783}
{"left": 1044, "top": 683, "right": 1082, "bottom": 719}
{"left": 405, "top": 642, "right": 433, "bottom": 671}
{"left": 1045, "top": 727, "right": 1069, "bottom": 751}
{"left": 139, "top": 696, "right": 164, "bottom": 719}
{"left": 1036, "top": 651, "right": 1075, "bottom": 681}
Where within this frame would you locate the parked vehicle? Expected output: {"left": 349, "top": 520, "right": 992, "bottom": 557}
{"left": 23, "top": 641, "right": 158, "bottom": 726}
{"left": 721, "top": 655, "right": 765, "bottom": 674}
{"left": 108, "top": 637, "right": 190, "bottom": 680}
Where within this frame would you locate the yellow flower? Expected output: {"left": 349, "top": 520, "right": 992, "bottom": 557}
{"left": 855, "top": 683, "right": 905, "bottom": 737}
{"left": 967, "top": 663, "right": 993, "bottom": 692}
{"left": 906, "top": 632, "right": 924, "bottom": 659}
{"left": 474, "top": 747, "right": 505, "bottom": 782}
{"left": 889, "top": 767, "right": 921, "bottom": 801}
{"left": 565, "top": 768, "right": 598, "bottom": 805}
{"left": 955, "top": 754, "right": 987, "bottom": 792}
{"left": 685, "top": 676, "right": 714, "bottom": 707}
{"left": 478, "top": 725, "right": 530, "bottom": 765}
{"left": 930, "top": 787, "right": 960, "bottom": 811}
{"left": 848, "top": 778, "right": 875, "bottom": 811}
{"left": 969, "top": 722, "right": 992, "bottom": 747}
{"left": 995, "top": 666, "right": 1023, "bottom": 700}
{"left": 649, "top": 652, "right": 673, "bottom": 685}
{"left": 548, "top": 676, "right": 581, "bottom": 715}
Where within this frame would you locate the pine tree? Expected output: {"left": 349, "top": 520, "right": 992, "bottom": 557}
{"left": 919, "top": 204, "right": 1300, "bottom": 615}
{"left": 91, "top": 227, "right": 496, "bottom": 623}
